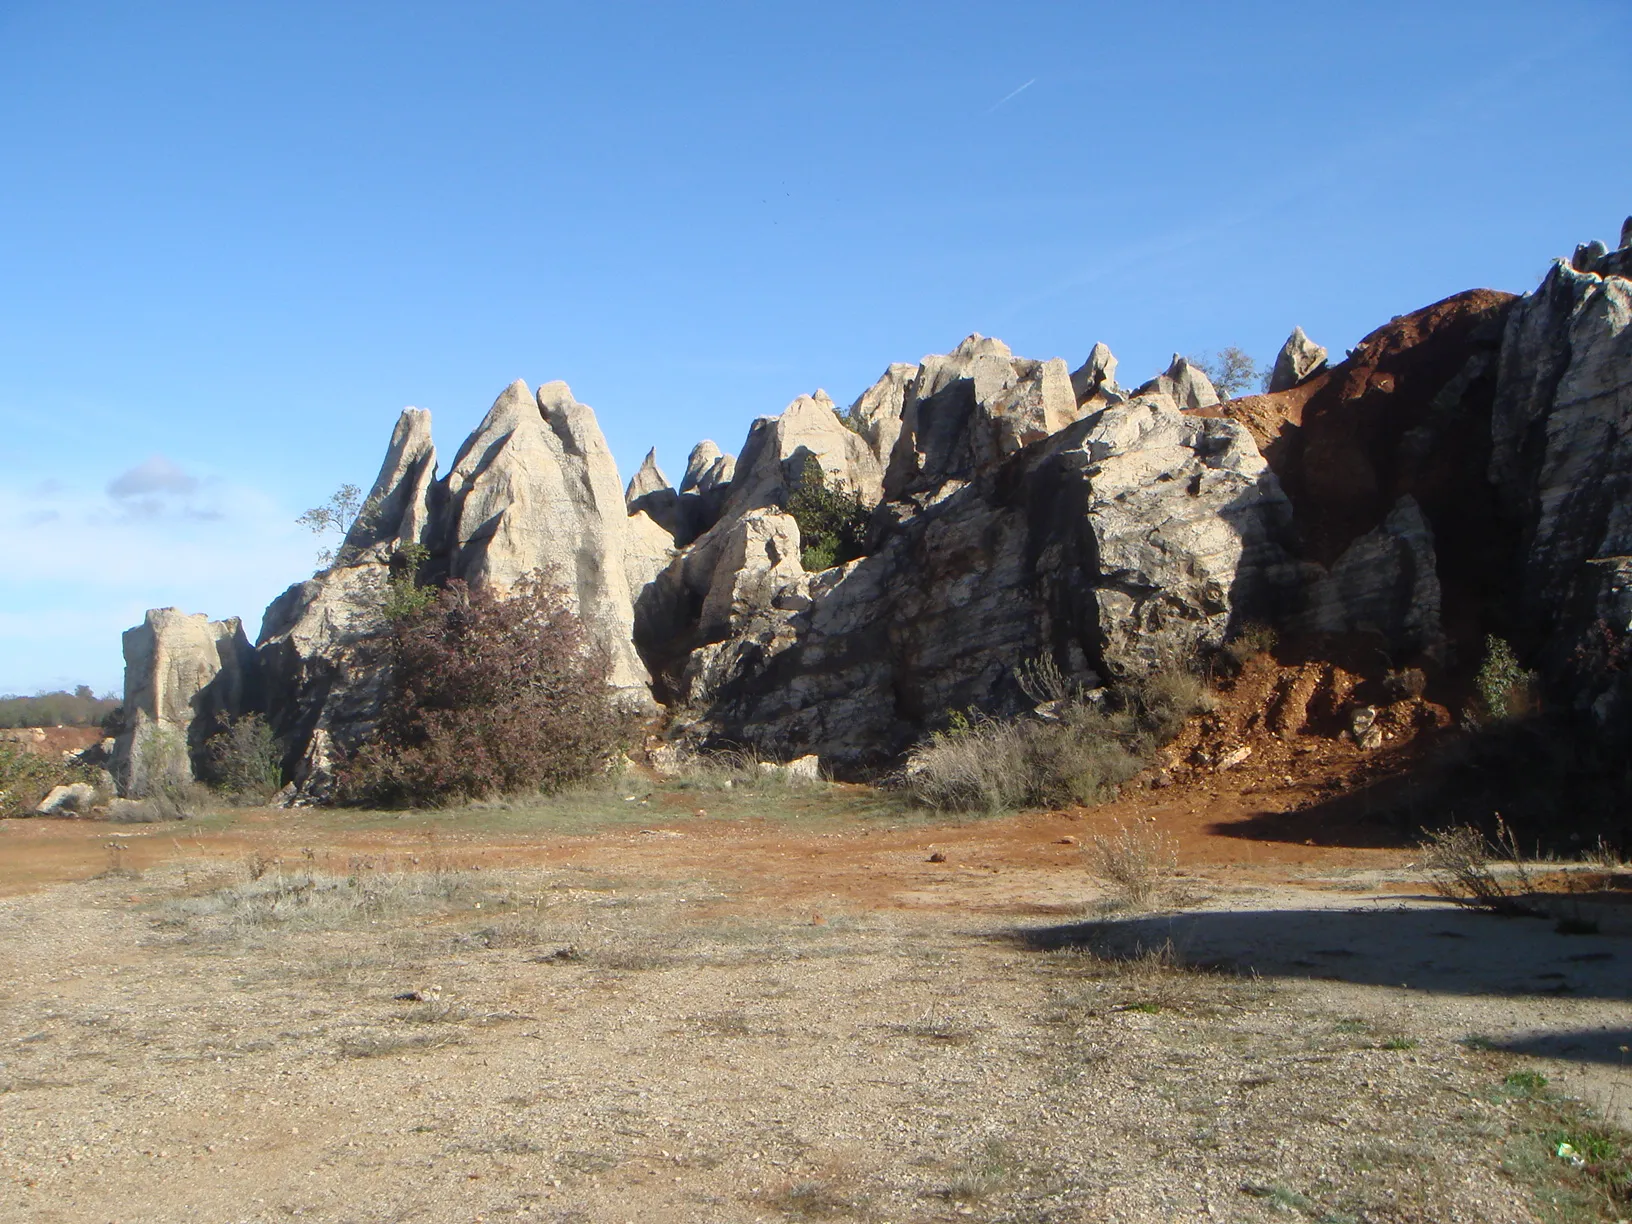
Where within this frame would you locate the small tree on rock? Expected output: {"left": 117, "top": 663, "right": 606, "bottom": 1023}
{"left": 1189, "top": 347, "right": 1262, "bottom": 400}
{"left": 784, "top": 461, "right": 869, "bottom": 572}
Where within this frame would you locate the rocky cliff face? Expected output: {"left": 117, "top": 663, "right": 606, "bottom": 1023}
{"left": 113, "top": 609, "right": 257, "bottom": 790}
{"left": 1491, "top": 253, "right": 1632, "bottom": 717}
{"left": 632, "top": 337, "right": 1296, "bottom": 768}
{"left": 119, "top": 216, "right": 1632, "bottom": 789}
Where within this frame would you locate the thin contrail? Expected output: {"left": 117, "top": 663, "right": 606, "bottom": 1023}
{"left": 987, "top": 78, "right": 1036, "bottom": 113}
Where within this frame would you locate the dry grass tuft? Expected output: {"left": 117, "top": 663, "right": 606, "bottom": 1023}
{"left": 1420, "top": 820, "right": 1538, "bottom": 916}
{"left": 1088, "top": 820, "right": 1178, "bottom": 909}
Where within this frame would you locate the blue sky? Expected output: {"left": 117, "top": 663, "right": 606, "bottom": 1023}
{"left": 3, "top": 0, "right": 1630, "bottom": 695}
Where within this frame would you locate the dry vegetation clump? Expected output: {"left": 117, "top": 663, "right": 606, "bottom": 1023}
{"left": 1088, "top": 819, "right": 1178, "bottom": 909}
{"left": 338, "top": 571, "right": 635, "bottom": 807}
{"left": 1420, "top": 819, "right": 1538, "bottom": 916}
{"left": 164, "top": 860, "right": 484, "bottom": 939}
{"left": 0, "top": 740, "right": 98, "bottom": 816}
{"left": 904, "top": 659, "right": 1211, "bottom": 813}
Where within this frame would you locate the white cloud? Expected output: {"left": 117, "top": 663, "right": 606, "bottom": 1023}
{"left": 107, "top": 454, "right": 201, "bottom": 500}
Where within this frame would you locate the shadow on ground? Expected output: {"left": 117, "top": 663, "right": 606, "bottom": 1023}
{"left": 1012, "top": 902, "right": 1631, "bottom": 1002}
{"left": 1494, "top": 1028, "right": 1632, "bottom": 1066}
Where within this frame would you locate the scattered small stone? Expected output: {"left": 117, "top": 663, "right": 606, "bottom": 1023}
{"left": 1054, "top": 836, "right": 1078, "bottom": 846}
{"left": 1217, "top": 745, "right": 1252, "bottom": 770}
{"left": 927, "top": 851, "right": 947, "bottom": 863}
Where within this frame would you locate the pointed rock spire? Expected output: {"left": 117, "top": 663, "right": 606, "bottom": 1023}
{"left": 1268, "top": 327, "right": 1329, "bottom": 393}
{"left": 1135, "top": 355, "right": 1219, "bottom": 412}
{"left": 625, "top": 448, "right": 672, "bottom": 506}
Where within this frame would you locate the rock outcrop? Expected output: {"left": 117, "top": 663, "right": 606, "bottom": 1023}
{"left": 1491, "top": 256, "right": 1632, "bottom": 716}
{"left": 443, "top": 379, "right": 651, "bottom": 698}
{"left": 642, "top": 367, "right": 1296, "bottom": 766}
{"left": 342, "top": 408, "right": 439, "bottom": 556}
{"left": 116, "top": 214, "right": 1632, "bottom": 789}
{"left": 883, "top": 335, "right": 1079, "bottom": 498}
{"left": 721, "top": 391, "right": 884, "bottom": 518}
{"left": 1070, "top": 342, "right": 1124, "bottom": 409}
{"left": 113, "top": 609, "right": 258, "bottom": 792}
{"left": 1268, "top": 327, "right": 1328, "bottom": 393}
{"left": 1134, "top": 355, "right": 1220, "bottom": 412}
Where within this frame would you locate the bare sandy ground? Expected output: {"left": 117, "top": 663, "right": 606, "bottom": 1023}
{"left": 2, "top": 802, "right": 1628, "bottom": 1223}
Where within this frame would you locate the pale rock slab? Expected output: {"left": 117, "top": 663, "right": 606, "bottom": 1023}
{"left": 625, "top": 449, "right": 672, "bottom": 506}
{"left": 343, "top": 408, "right": 439, "bottom": 556}
{"left": 1268, "top": 327, "right": 1329, "bottom": 393}
{"left": 884, "top": 335, "right": 1079, "bottom": 497}
{"left": 847, "top": 363, "right": 918, "bottom": 472}
{"left": 1491, "top": 257, "right": 1632, "bottom": 713}
{"left": 1134, "top": 355, "right": 1220, "bottom": 412}
{"left": 721, "top": 391, "right": 885, "bottom": 520}
{"left": 1294, "top": 496, "right": 1445, "bottom": 653}
{"left": 1070, "top": 342, "right": 1124, "bottom": 407}
{"left": 114, "top": 608, "right": 258, "bottom": 792}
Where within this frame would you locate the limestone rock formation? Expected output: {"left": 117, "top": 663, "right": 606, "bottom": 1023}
{"left": 342, "top": 408, "right": 439, "bottom": 556}
{"left": 445, "top": 379, "right": 651, "bottom": 698}
{"left": 1268, "top": 327, "right": 1329, "bottom": 393}
{"left": 647, "top": 387, "right": 1296, "bottom": 767}
{"left": 1491, "top": 256, "right": 1632, "bottom": 714}
{"left": 721, "top": 391, "right": 885, "bottom": 518}
{"left": 256, "top": 562, "right": 395, "bottom": 794}
{"left": 625, "top": 449, "right": 672, "bottom": 505}
{"left": 624, "top": 508, "right": 680, "bottom": 605}
{"left": 680, "top": 441, "right": 734, "bottom": 495}
{"left": 847, "top": 363, "right": 917, "bottom": 471}
{"left": 113, "top": 609, "right": 258, "bottom": 792}
{"left": 1070, "top": 342, "right": 1123, "bottom": 408}
{"left": 1135, "top": 355, "right": 1220, "bottom": 412}
{"left": 1294, "top": 496, "right": 1444, "bottom": 653}
{"left": 883, "top": 335, "right": 1078, "bottom": 498}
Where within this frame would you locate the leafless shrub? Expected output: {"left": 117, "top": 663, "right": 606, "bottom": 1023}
{"left": 1419, "top": 819, "right": 1537, "bottom": 915}
{"left": 1089, "top": 820, "right": 1178, "bottom": 909}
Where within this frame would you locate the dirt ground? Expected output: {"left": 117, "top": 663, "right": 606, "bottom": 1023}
{"left": 2, "top": 778, "right": 1629, "bottom": 1224}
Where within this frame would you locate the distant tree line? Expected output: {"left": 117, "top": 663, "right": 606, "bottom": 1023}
{"left": 0, "top": 687, "right": 120, "bottom": 729}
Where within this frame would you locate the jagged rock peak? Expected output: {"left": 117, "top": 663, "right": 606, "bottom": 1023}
{"left": 344, "top": 407, "right": 438, "bottom": 555}
{"left": 444, "top": 377, "right": 652, "bottom": 700}
{"left": 626, "top": 448, "right": 672, "bottom": 506}
{"left": 680, "top": 440, "right": 726, "bottom": 494}
{"left": 848, "top": 362, "right": 917, "bottom": 471}
{"left": 1621, "top": 216, "right": 1632, "bottom": 251}
{"left": 721, "top": 388, "right": 885, "bottom": 518}
{"left": 1268, "top": 327, "right": 1329, "bottom": 394}
{"left": 1069, "top": 342, "right": 1123, "bottom": 406}
{"left": 1135, "top": 354, "right": 1220, "bottom": 411}
{"left": 883, "top": 337, "right": 1077, "bottom": 497}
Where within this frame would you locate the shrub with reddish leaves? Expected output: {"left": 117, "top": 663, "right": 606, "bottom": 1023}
{"left": 338, "top": 572, "right": 633, "bottom": 807}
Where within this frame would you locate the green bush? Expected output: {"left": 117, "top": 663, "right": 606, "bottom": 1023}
{"left": 201, "top": 714, "right": 283, "bottom": 800}
{"left": 784, "top": 461, "right": 869, "bottom": 573}
{"left": 1471, "top": 635, "right": 1536, "bottom": 725}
